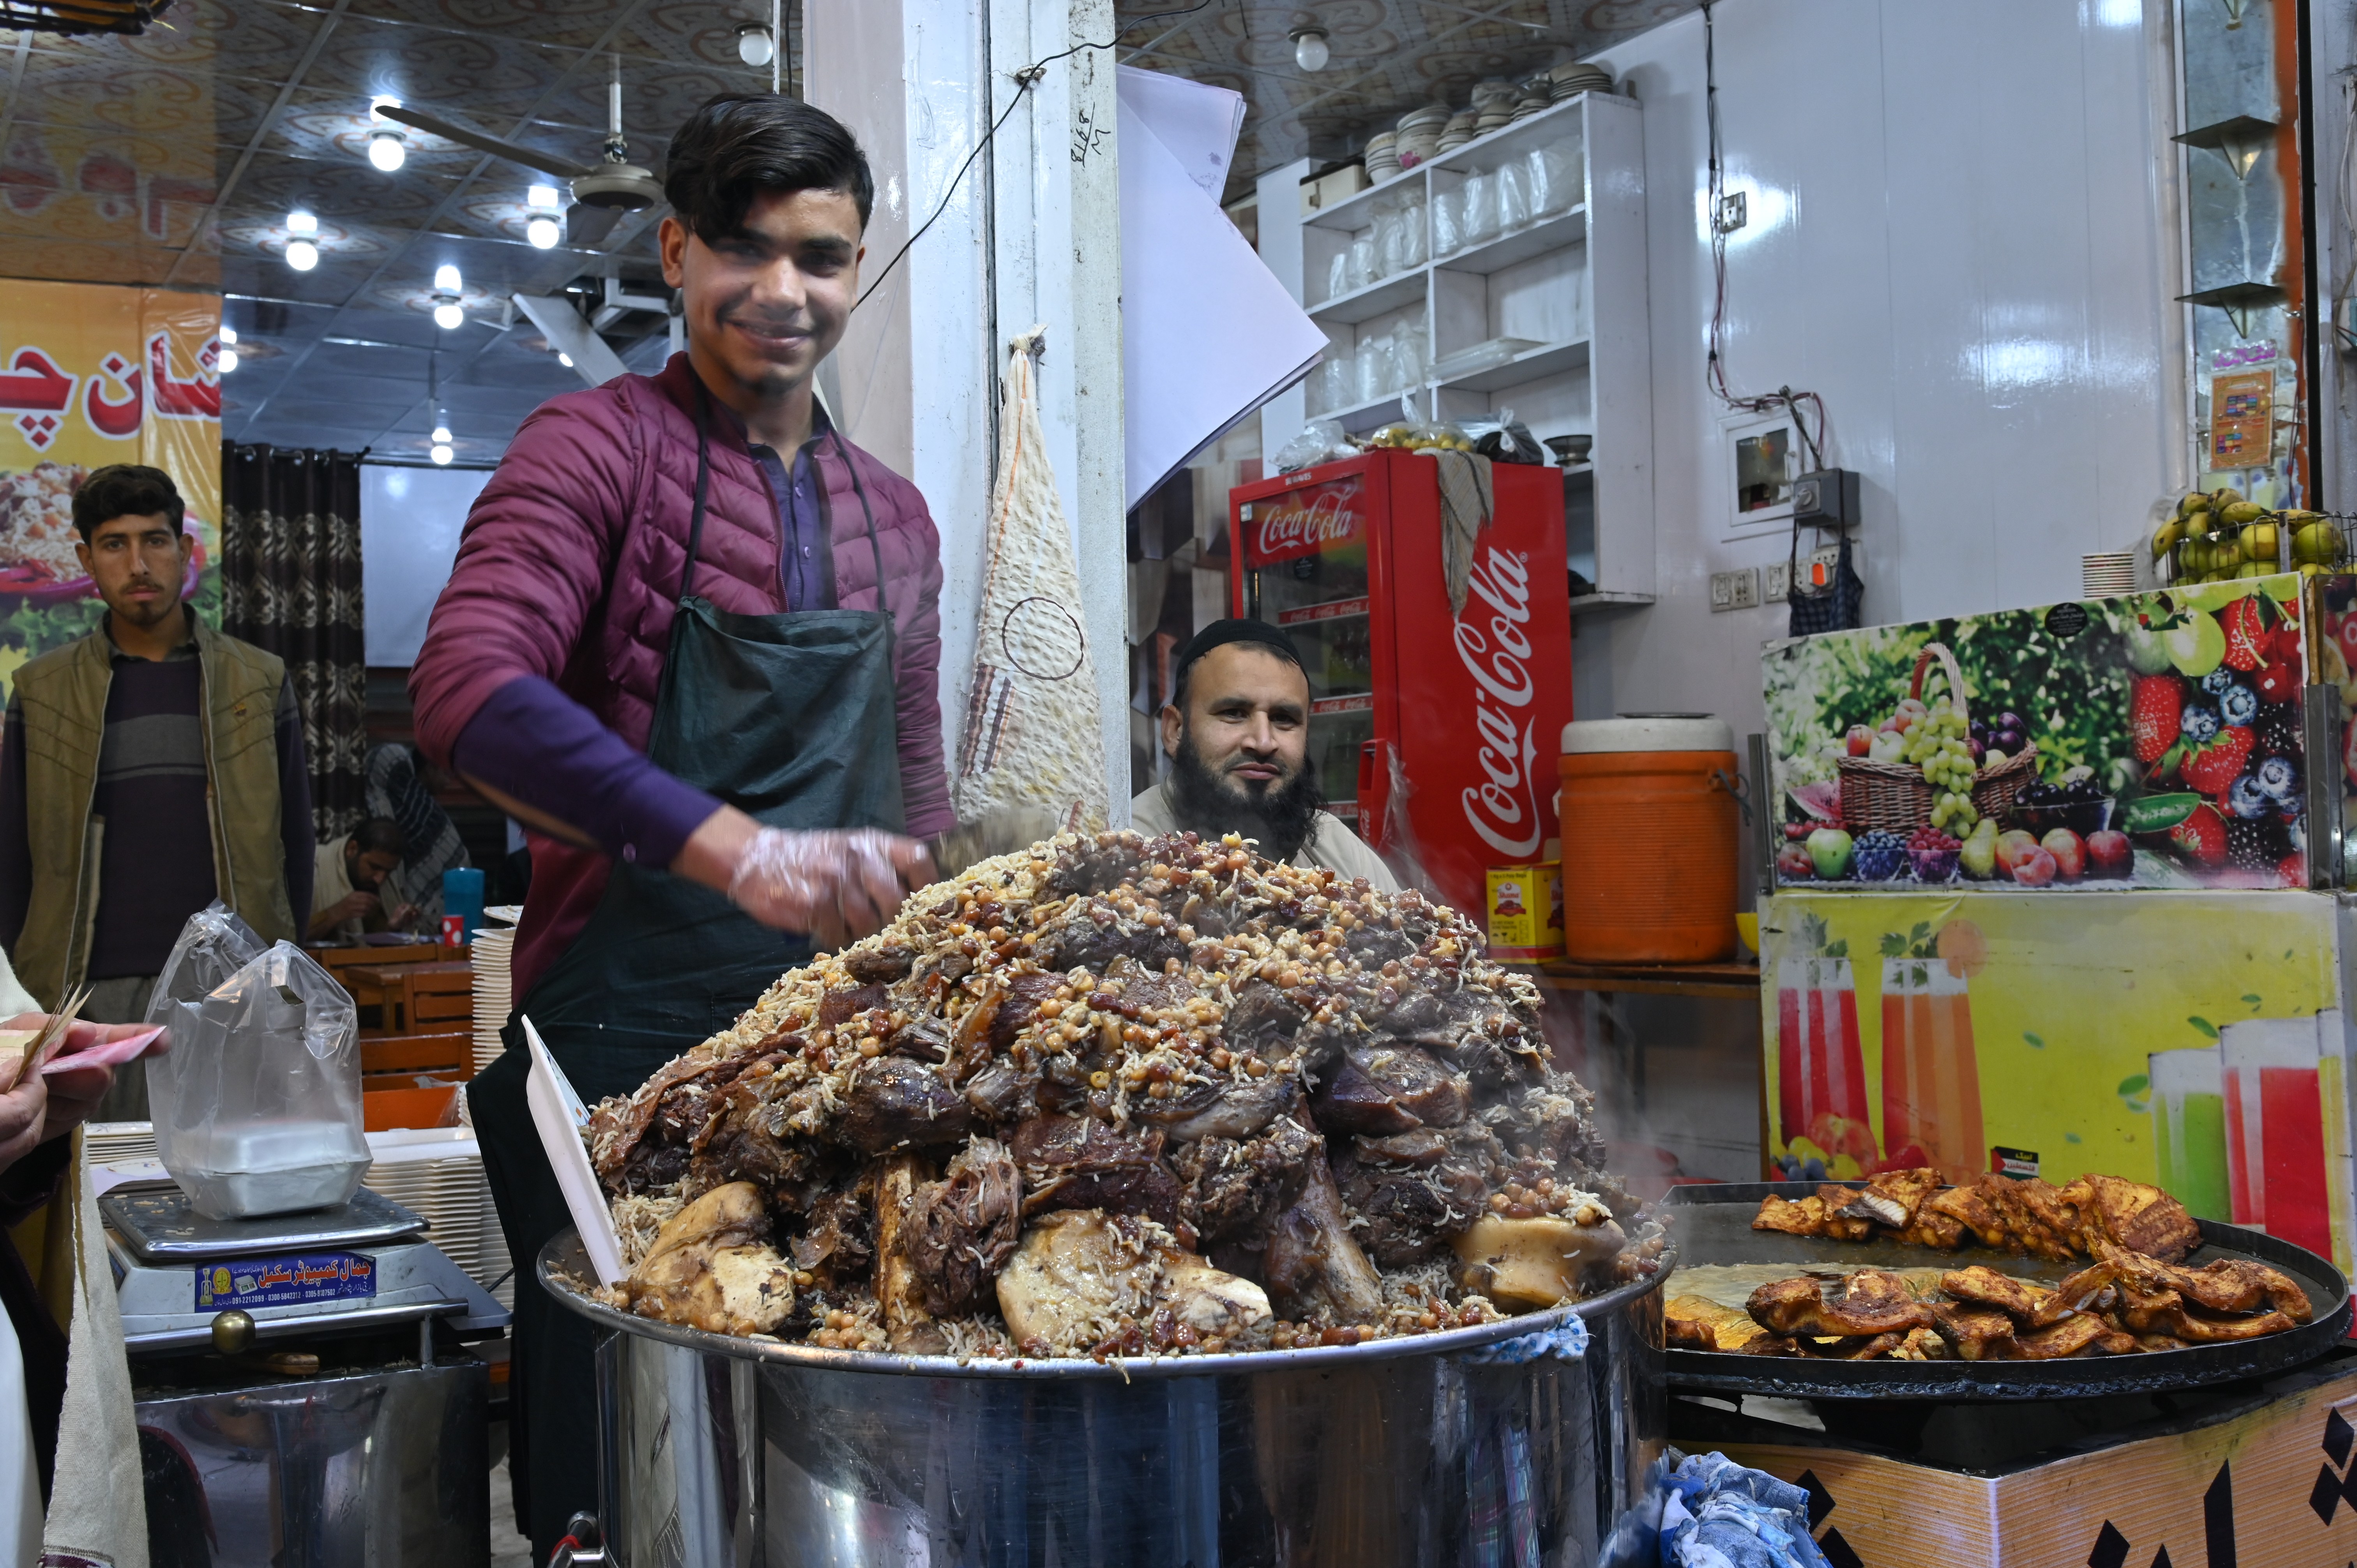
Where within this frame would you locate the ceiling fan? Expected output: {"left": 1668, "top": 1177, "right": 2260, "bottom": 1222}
{"left": 376, "top": 63, "right": 661, "bottom": 247}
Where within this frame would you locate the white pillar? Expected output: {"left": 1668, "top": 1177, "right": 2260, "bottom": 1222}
{"left": 809, "top": 0, "right": 1127, "bottom": 825}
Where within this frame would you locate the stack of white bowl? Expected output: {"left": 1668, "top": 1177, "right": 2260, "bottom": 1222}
{"left": 1394, "top": 104, "right": 1448, "bottom": 168}
{"left": 1364, "top": 131, "right": 1401, "bottom": 182}
{"left": 1550, "top": 60, "right": 1614, "bottom": 100}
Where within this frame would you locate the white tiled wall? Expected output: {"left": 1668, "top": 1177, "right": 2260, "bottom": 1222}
{"left": 1581, "top": 0, "right": 2186, "bottom": 900}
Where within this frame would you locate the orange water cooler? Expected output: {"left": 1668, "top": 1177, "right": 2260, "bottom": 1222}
{"left": 1557, "top": 715, "right": 1740, "bottom": 963}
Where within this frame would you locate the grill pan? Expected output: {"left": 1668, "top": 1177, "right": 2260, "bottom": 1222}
{"left": 1663, "top": 1181, "right": 2350, "bottom": 1402}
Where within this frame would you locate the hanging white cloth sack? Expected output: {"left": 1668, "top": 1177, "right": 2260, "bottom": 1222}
{"left": 41, "top": 1130, "right": 146, "bottom": 1568}
{"left": 952, "top": 329, "right": 1107, "bottom": 832}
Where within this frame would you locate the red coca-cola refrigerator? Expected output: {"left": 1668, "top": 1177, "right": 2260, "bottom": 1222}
{"left": 1228, "top": 449, "right": 1574, "bottom": 917}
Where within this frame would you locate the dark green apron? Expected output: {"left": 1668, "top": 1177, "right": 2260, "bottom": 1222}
{"left": 469, "top": 390, "right": 905, "bottom": 1554}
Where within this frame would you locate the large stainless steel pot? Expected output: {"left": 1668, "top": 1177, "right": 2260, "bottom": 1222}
{"left": 541, "top": 1231, "right": 1672, "bottom": 1568}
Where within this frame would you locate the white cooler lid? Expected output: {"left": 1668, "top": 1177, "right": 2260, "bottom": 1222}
{"left": 1560, "top": 713, "right": 1734, "bottom": 754}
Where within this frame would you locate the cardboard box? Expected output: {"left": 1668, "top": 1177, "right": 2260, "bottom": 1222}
{"left": 1764, "top": 573, "right": 2340, "bottom": 893}
{"left": 1689, "top": 1353, "right": 2357, "bottom": 1566}
{"left": 1761, "top": 888, "right": 2356, "bottom": 1273}
{"left": 1298, "top": 162, "right": 1369, "bottom": 214}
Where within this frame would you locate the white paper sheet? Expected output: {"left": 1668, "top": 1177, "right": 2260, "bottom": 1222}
{"left": 1118, "top": 74, "right": 1326, "bottom": 511}
{"left": 1117, "top": 65, "right": 1244, "bottom": 201}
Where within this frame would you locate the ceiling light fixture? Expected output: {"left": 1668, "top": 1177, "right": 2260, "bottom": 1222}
{"left": 217, "top": 323, "right": 238, "bottom": 371}
{"left": 526, "top": 215, "right": 560, "bottom": 249}
{"left": 557, "top": 351, "right": 574, "bottom": 368}
{"left": 283, "top": 208, "right": 320, "bottom": 270}
{"left": 432, "top": 422, "right": 452, "bottom": 444}
{"left": 432, "top": 263, "right": 464, "bottom": 329}
{"left": 735, "top": 23, "right": 774, "bottom": 67}
{"left": 430, "top": 442, "right": 454, "bottom": 466}
{"left": 368, "top": 127, "right": 406, "bottom": 172}
{"left": 526, "top": 183, "right": 562, "bottom": 249}
{"left": 1291, "top": 25, "right": 1330, "bottom": 72}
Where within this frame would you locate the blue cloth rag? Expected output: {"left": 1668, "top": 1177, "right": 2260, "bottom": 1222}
{"left": 1657, "top": 1451, "right": 1832, "bottom": 1568}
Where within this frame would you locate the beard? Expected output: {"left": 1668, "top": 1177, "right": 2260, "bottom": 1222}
{"left": 1166, "top": 729, "right": 1326, "bottom": 863}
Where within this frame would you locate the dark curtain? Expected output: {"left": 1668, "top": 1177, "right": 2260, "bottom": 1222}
{"left": 219, "top": 443, "right": 367, "bottom": 842}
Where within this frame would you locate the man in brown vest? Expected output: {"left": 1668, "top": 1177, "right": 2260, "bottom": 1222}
{"left": 0, "top": 464, "right": 312, "bottom": 1114}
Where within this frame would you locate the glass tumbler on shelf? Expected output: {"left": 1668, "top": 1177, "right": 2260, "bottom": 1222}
{"left": 1496, "top": 161, "right": 1530, "bottom": 232}
{"left": 1462, "top": 171, "right": 1499, "bottom": 245}
{"left": 1431, "top": 187, "right": 1463, "bottom": 257}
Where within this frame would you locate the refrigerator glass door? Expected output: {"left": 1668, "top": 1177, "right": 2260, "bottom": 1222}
{"left": 1238, "top": 468, "right": 1378, "bottom": 822}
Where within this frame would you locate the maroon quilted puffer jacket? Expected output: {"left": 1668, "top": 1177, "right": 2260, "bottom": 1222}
{"left": 409, "top": 354, "right": 951, "bottom": 994}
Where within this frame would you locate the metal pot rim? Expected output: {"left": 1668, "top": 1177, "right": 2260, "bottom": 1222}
{"left": 538, "top": 1228, "right": 1676, "bottom": 1380}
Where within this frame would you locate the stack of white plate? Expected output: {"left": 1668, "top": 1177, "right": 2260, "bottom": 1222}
{"left": 84, "top": 1120, "right": 159, "bottom": 1168}
{"left": 362, "top": 1127, "right": 515, "bottom": 1308}
{"left": 2082, "top": 552, "right": 2139, "bottom": 598}
{"left": 472, "top": 915, "right": 517, "bottom": 1075}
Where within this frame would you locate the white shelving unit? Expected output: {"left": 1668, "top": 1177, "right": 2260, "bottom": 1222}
{"left": 1280, "top": 91, "right": 1655, "bottom": 609}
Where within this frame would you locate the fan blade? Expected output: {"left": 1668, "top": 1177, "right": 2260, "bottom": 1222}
{"left": 375, "top": 104, "right": 590, "bottom": 180}
{"left": 566, "top": 204, "right": 625, "bottom": 247}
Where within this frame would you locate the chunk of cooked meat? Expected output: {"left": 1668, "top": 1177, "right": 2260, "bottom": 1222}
{"left": 1811, "top": 1331, "right": 1905, "bottom": 1360}
{"left": 2098, "top": 1243, "right": 2315, "bottom": 1324}
{"left": 1746, "top": 1270, "right": 1934, "bottom": 1338}
{"left": 1260, "top": 1155, "right": 1387, "bottom": 1323}
{"left": 2154, "top": 1304, "right": 2301, "bottom": 1343}
{"left": 2009, "top": 1314, "right": 2117, "bottom": 1360}
{"left": 1930, "top": 1303, "right": 2017, "bottom": 1361}
{"left": 834, "top": 1056, "right": 972, "bottom": 1154}
{"left": 1861, "top": 1167, "right": 1941, "bottom": 1222}
{"left": 1156, "top": 1250, "right": 1272, "bottom": 1340}
{"left": 615, "top": 1183, "right": 798, "bottom": 1336}
{"left": 1173, "top": 1116, "right": 1317, "bottom": 1247}
{"left": 1938, "top": 1266, "right": 2055, "bottom": 1324}
{"left": 1666, "top": 1316, "right": 1716, "bottom": 1352}
{"left": 1308, "top": 1045, "right": 1470, "bottom": 1136}
{"left": 2058, "top": 1174, "right": 2201, "bottom": 1263}
{"left": 995, "top": 1209, "right": 1163, "bottom": 1351}
{"left": 1899, "top": 1209, "right": 1970, "bottom": 1249}
{"left": 1665, "top": 1294, "right": 1770, "bottom": 1352}
{"left": 1918, "top": 1183, "right": 2007, "bottom": 1249}
{"left": 1145, "top": 1076, "right": 1301, "bottom": 1143}
{"left": 1891, "top": 1326, "right": 1949, "bottom": 1361}
{"left": 1452, "top": 1213, "right": 1627, "bottom": 1308}
{"left": 1811, "top": 1185, "right": 1875, "bottom": 1242}
{"left": 873, "top": 1154, "right": 948, "bottom": 1354}
{"left": 1753, "top": 1195, "right": 1830, "bottom": 1237}
{"left": 902, "top": 1137, "right": 1022, "bottom": 1317}
{"left": 1010, "top": 1114, "right": 1183, "bottom": 1228}
{"left": 788, "top": 1173, "right": 875, "bottom": 1289}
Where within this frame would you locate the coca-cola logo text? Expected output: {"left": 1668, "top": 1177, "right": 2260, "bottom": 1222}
{"left": 1454, "top": 546, "right": 1543, "bottom": 859}
{"left": 1255, "top": 489, "right": 1361, "bottom": 560}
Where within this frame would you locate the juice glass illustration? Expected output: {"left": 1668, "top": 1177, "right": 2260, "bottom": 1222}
{"left": 2148, "top": 1046, "right": 2231, "bottom": 1222}
{"left": 1775, "top": 953, "right": 1867, "bottom": 1150}
{"left": 2222, "top": 1016, "right": 2335, "bottom": 1258}
{"left": 1879, "top": 957, "right": 1984, "bottom": 1185}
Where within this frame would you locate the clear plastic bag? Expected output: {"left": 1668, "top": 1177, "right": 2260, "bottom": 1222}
{"left": 146, "top": 902, "right": 368, "bottom": 1220}
{"left": 1316, "top": 350, "right": 1354, "bottom": 414}
{"left": 1374, "top": 205, "right": 1407, "bottom": 277}
{"left": 1346, "top": 234, "right": 1376, "bottom": 291}
{"left": 1326, "top": 249, "right": 1350, "bottom": 304}
{"left": 1462, "top": 171, "right": 1499, "bottom": 245}
{"left": 1394, "top": 314, "right": 1429, "bottom": 390}
{"left": 1274, "top": 419, "right": 1355, "bottom": 473}
{"left": 1496, "top": 161, "right": 1531, "bottom": 232}
{"left": 1359, "top": 331, "right": 1395, "bottom": 404}
{"left": 1459, "top": 404, "right": 1546, "bottom": 464}
{"left": 1528, "top": 141, "right": 1578, "bottom": 217}
{"left": 1431, "top": 187, "right": 1463, "bottom": 256}
{"left": 1402, "top": 194, "right": 1428, "bottom": 267}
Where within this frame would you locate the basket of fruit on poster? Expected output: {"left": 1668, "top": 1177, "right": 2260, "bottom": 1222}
{"left": 1765, "top": 574, "right": 2322, "bottom": 891}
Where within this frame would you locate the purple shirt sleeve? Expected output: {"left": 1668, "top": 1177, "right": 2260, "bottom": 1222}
{"left": 451, "top": 675, "right": 720, "bottom": 867}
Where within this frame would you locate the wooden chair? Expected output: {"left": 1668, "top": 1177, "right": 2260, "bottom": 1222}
{"left": 346, "top": 959, "right": 474, "bottom": 1036}
{"left": 361, "top": 1031, "right": 474, "bottom": 1082}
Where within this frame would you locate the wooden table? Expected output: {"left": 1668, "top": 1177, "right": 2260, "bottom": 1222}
{"left": 345, "top": 959, "right": 475, "bottom": 1035}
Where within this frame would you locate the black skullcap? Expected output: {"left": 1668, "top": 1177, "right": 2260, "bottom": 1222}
{"left": 1174, "top": 618, "right": 1304, "bottom": 684}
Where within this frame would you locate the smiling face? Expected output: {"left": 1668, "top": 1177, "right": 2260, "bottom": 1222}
{"left": 76, "top": 511, "right": 189, "bottom": 632}
{"left": 661, "top": 186, "right": 863, "bottom": 404}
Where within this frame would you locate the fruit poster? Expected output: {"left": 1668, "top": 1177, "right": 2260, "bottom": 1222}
{"left": 1760, "top": 888, "right": 2355, "bottom": 1273}
{"left": 0, "top": 281, "right": 221, "bottom": 701}
{"left": 1764, "top": 575, "right": 2312, "bottom": 892}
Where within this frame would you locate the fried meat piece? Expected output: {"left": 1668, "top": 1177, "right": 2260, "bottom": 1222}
{"left": 1753, "top": 1194, "right": 1830, "bottom": 1238}
{"left": 1862, "top": 1167, "right": 1942, "bottom": 1222}
{"left": 1892, "top": 1326, "right": 1949, "bottom": 1361}
{"left": 2099, "top": 1244, "right": 2314, "bottom": 1325}
{"left": 2059, "top": 1174, "right": 2200, "bottom": 1263}
{"left": 1919, "top": 1182, "right": 2007, "bottom": 1249}
{"left": 1930, "top": 1303, "right": 2016, "bottom": 1361}
{"left": 616, "top": 1182, "right": 798, "bottom": 1337}
{"left": 1747, "top": 1270, "right": 1934, "bottom": 1338}
{"left": 1664, "top": 1294, "right": 1770, "bottom": 1352}
{"left": 1975, "top": 1175, "right": 2081, "bottom": 1264}
{"left": 1938, "top": 1265, "right": 2055, "bottom": 1323}
{"left": 1900, "top": 1210, "right": 1970, "bottom": 1250}
{"left": 1738, "top": 1335, "right": 1804, "bottom": 1356}
{"left": 1666, "top": 1316, "right": 1716, "bottom": 1352}
{"left": 2148, "top": 1304, "right": 2299, "bottom": 1343}
{"left": 2009, "top": 1314, "right": 2116, "bottom": 1359}
{"left": 1818, "top": 1331, "right": 1905, "bottom": 1360}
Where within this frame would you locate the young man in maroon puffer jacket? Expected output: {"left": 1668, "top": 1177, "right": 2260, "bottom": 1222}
{"left": 408, "top": 93, "right": 947, "bottom": 1554}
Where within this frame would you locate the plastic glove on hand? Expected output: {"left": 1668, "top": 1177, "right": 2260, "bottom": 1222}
{"left": 725, "top": 827, "right": 935, "bottom": 948}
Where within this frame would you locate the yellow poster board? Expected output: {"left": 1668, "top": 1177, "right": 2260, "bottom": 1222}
{"left": 0, "top": 281, "right": 221, "bottom": 697}
{"left": 1762, "top": 887, "right": 2353, "bottom": 1271}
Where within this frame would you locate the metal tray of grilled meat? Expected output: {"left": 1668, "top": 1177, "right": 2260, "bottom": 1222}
{"left": 1663, "top": 1181, "right": 2351, "bottom": 1401}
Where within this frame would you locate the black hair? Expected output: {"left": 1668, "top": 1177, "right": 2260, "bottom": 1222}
{"left": 72, "top": 464, "right": 185, "bottom": 540}
{"left": 665, "top": 93, "right": 875, "bottom": 240}
{"left": 351, "top": 817, "right": 406, "bottom": 858}
{"left": 1168, "top": 618, "right": 1306, "bottom": 713}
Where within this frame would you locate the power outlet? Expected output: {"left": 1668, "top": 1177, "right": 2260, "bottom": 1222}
{"left": 1764, "top": 562, "right": 1791, "bottom": 603}
{"left": 1797, "top": 546, "right": 1846, "bottom": 592}
{"left": 1710, "top": 567, "right": 1760, "bottom": 612}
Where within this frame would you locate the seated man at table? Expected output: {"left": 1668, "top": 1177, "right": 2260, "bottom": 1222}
{"left": 309, "top": 816, "right": 421, "bottom": 942}
{"left": 1130, "top": 619, "right": 1398, "bottom": 891}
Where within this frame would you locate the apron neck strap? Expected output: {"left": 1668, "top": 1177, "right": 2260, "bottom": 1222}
{"left": 680, "top": 381, "right": 715, "bottom": 604}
